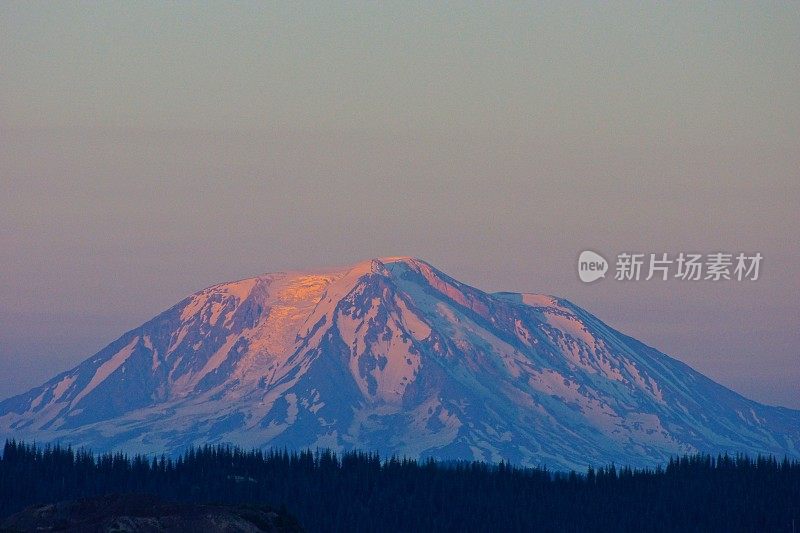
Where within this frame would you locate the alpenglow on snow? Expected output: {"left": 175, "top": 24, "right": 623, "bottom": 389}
{"left": 1, "top": 257, "right": 798, "bottom": 470}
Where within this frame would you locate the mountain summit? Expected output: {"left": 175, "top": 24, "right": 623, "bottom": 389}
{"left": 1, "top": 257, "right": 797, "bottom": 469}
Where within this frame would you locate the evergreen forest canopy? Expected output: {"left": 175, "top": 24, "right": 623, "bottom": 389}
{"left": 1, "top": 440, "right": 798, "bottom": 532}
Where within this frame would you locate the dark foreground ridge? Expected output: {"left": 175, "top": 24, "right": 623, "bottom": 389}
{"left": 2, "top": 440, "right": 799, "bottom": 532}
{"left": 1, "top": 493, "right": 301, "bottom": 533}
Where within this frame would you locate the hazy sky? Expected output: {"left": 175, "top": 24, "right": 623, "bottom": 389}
{"left": 1, "top": 2, "right": 798, "bottom": 407}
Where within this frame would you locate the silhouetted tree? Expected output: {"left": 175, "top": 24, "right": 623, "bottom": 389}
{"left": 1, "top": 439, "right": 798, "bottom": 532}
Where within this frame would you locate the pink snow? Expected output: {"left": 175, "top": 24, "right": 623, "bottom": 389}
{"left": 71, "top": 336, "right": 139, "bottom": 407}
{"left": 53, "top": 375, "right": 77, "bottom": 401}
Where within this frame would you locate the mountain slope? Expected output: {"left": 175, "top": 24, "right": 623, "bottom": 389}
{"left": 1, "top": 257, "right": 798, "bottom": 469}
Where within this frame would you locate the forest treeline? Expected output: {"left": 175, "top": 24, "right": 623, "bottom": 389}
{"left": 1, "top": 440, "right": 798, "bottom": 532}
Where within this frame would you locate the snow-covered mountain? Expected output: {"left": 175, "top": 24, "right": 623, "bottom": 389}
{"left": 1, "top": 257, "right": 798, "bottom": 470}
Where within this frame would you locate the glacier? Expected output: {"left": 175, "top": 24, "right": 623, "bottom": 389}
{"left": 1, "top": 257, "right": 798, "bottom": 470}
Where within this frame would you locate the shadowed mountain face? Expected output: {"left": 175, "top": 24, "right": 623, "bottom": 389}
{"left": 1, "top": 257, "right": 797, "bottom": 470}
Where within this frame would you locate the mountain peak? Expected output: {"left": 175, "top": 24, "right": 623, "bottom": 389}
{"left": 1, "top": 257, "right": 798, "bottom": 470}
{"left": 374, "top": 255, "right": 417, "bottom": 263}
{"left": 343, "top": 256, "right": 427, "bottom": 276}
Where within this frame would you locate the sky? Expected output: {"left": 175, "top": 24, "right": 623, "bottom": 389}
{"left": 1, "top": 2, "right": 798, "bottom": 408}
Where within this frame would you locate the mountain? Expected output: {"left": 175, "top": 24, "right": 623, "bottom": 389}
{"left": 1, "top": 257, "right": 797, "bottom": 470}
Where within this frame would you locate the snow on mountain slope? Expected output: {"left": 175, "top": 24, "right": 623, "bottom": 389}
{"left": 1, "top": 257, "right": 798, "bottom": 470}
